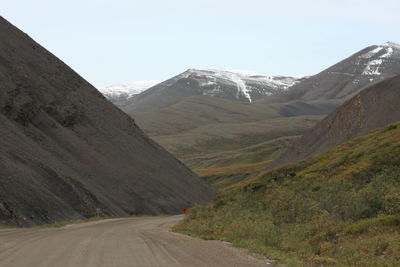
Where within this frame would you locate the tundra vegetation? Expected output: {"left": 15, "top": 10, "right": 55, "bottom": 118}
{"left": 174, "top": 122, "right": 400, "bottom": 266}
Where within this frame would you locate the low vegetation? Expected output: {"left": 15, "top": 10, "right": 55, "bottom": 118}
{"left": 185, "top": 136, "right": 298, "bottom": 190}
{"left": 0, "top": 215, "right": 170, "bottom": 229}
{"left": 0, "top": 216, "right": 113, "bottom": 229}
{"left": 193, "top": 160, "right": 271, "bottom": 190}
{"left": 33, "top": 216, "right": 114, "bottom": 228}
{"left": 183, "top": 136, "right": 299, "bottom": 169}
{"left": 152, "top": 115, "right": 322, "bottom": 159}
{"left": 174, "top": 122, "right": 400, "bottom": 266}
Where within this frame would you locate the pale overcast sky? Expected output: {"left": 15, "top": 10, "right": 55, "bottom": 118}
{"left": 3, "top": 0, "right": 400, "bottom": 87}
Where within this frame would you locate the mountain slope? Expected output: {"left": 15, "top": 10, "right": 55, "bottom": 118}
{"left": 120, "top": 69, "right": 303, "bottom": 113}
{"left": 128, "top": 94, "right": 328, "bottom": 169}
{"left": 152, "top": 115, "right": 323, "bottom": 158}
{"left": 0, "top": 17, "right": 216, "bottom": 226}
{"left": 175, "top": 121, "right": 400, "bottom": 266}
{"left": 272, "top": 73, "right": 400, "bottom": 168}
{"left": 258, "top": 42, "right": 400, "bottom": 104}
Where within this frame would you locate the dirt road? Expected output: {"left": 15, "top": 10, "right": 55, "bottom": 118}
{"left": 0, "top": 215, "right": 276, "bottom": 267}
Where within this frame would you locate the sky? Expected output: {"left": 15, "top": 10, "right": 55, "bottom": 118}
{"left": 2, "top": 0, "right": 400, "bottom": 88}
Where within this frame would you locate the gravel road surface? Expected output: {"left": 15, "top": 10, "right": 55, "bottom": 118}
{"left": 0, "top": 215, "right": 277, "bottom": 267}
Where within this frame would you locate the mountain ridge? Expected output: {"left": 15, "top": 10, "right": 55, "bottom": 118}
{"left": 119, "top": 69, "right": 304, "bottom": 113}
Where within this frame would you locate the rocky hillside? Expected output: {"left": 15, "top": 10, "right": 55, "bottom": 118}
{"left": 0, "top": 17, "right": 216, "bottom": 226}
{"left": 272, "top": 73, "right": 400, "bottom": 168}
{"left": 259, "top": 42, "right": 400, "bottom": 104}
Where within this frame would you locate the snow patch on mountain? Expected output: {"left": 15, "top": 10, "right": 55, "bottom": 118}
{"left": 360, "top": 47, "right": 383, "bottom": 59}
{"left": 99, "top": 81, "right": 162, "bottom": 101}
{"left": 361, "top": 42, "right": 400, "bottom": 76}
{"left": 381, "top": 47, "right": 394, "bottom": 58}
{"left": 183, "top": 69, "right": 302, "bottom": 102}
{"left": 363, "top": 59, "right": 384, "bottom": 75}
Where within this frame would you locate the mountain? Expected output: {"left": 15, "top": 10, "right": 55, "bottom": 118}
{"left": 112, "top": 70, "right": 328, "bottom": 160}
{"left": 0, "top": 16, "right": 216, "bottom": 226}
{"left": 259, "top": 42, "right": 400, "bottom": 104}
{"left": 137, "top": 43, "right": 400, "bottom": 192}
{"left": 109, "top": 42, "right": 400, "bottom": 114}
{"left": 271, "top": 73, "right": 400, "bottom": 168}
{"left": 120, "top": 69, "right": 303, "bottom": 113}
{"left": 115, "top": 43, "right": 400, "bottom": 158}
{"left": 99, "top": 80, "right": 161, "bottom": 103}
{"left": 108, "top": 70, "right": 323, "bottom": 168}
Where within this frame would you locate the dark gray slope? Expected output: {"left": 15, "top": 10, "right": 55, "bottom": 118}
{"left": 0, "top": 17, "right": 216, "bottom": 226}
{"left": 271, "top": 74, "right": 400, "bottom": 169}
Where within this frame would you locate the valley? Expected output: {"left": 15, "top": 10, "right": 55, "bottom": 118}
{"left": 1, "top": 4, "right": 400, "bottom": 266}
{"left": 97, "top": 41, "right": 400, "bottom": 266}
{"left": 101, "top": 41, "right": 400, "bottom": 190}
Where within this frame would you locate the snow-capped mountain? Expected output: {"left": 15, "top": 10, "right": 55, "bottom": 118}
{"left": 119, "top": 69, "right": 304, "bottom": 113}
{"left": 179, "top": 69, "right": 302, "bottom": 103}
{"left": 264, "top": 42, "right": 400, "bottom": 103}
{"left": 99, "top": 80, "right": 161, "bottom": 103}
{"left": 101, "top": 69, "right": 302, "bottom": 105}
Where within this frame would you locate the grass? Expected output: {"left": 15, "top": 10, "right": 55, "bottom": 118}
{"left": 174, "top": 121, "right": 400, "bottom": 266}
{"left": 141, "top": 108, "right": 322, "bottom": 190}
{"left": 0, "top": 225, "right": 16, "bottom": 229}
{"left": 184, "top": 136, "right": 298, "bottom": 190}
{"left": 183, "top": 136, "right": 299, "bottom": 168}
{"left": 193, "top": 160, "right": 272, "bottom": 190}
{"left": 151, "top": 115, "right": 323, "bottom": 159}
{"left": 0, "top": 216, "right": 114, "bottom": 229}
{"left": 0, "top": 214, "right": 171, "bottom": 229}
{"left": 151, "top": 115, "right": 320, "bottom": 190}
{"left": 33, "top": 216, "right": 114, "bottom": 228}
{"left": 131, "top": 95, "right": 284, "bottom": 136}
